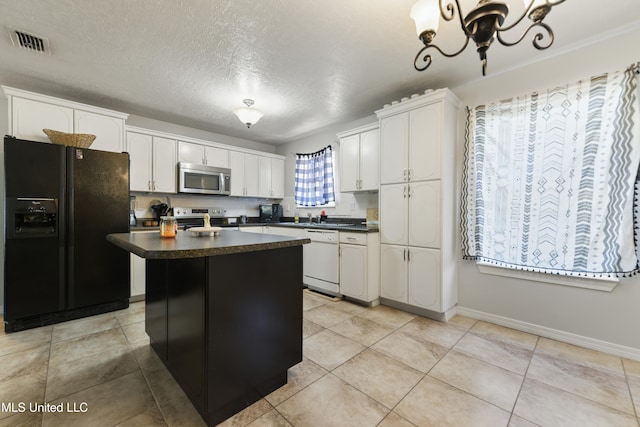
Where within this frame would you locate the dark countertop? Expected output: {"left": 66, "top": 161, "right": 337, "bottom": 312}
{"left": 130, "top": 222, "right": 378, "bottom": 233}
{"left": 267, "top": 222, "right": 377, "bottom": 233}
{"left": 107, "top": 229, "right": 310, "bottom": 259}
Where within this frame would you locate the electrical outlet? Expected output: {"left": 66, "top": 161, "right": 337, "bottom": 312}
{"left": 350, "top": 202, "right": 356, "bottom": 211}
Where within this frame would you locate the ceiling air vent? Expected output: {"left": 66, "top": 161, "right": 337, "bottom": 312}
{"left": 8, "top": 28, "right": 50, "bottom": 54}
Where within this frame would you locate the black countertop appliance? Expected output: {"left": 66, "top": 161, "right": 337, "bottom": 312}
{"left": 3, "top": 136, "right": 130, "bottom": 332}
{"left": 259, "top": 203, "right": 282, "bottom": 223}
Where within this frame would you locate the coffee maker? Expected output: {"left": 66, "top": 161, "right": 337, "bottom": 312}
{"left": 259, "top": 203, "right": 282, "bottom": 222}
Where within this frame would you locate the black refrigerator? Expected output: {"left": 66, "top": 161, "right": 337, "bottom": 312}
{"left": 4, "top": 136, "right": 130, "bottom": 332}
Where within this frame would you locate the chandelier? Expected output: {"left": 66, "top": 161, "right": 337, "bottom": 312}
{"left": 410, "top": 0, "right": 566, "bottom": 75}
{"left": 233, "top": 99, "right": 264, "bottom": 128}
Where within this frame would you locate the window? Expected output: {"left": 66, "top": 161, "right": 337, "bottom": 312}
{"left": 461, "top": 63, "right": 640, "bottom": 280}
{"left": 294, "top": 145, "right": 335, "bottom": 207}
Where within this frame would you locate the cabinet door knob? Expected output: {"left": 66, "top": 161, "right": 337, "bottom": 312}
{"left": 148, "top": 180, "right": 151, "bottom": 190}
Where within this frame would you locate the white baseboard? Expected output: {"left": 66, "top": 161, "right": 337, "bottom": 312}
{"left": 456, "top": 306, "right": 640, "bottom": 361}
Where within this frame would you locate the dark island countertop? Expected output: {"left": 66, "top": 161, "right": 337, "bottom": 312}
{"left": 107, "top": 229, "right": 310, "bottom": 260}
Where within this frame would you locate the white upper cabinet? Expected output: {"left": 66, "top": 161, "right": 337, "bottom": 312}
{"left": 340, "top": 134, "right": 360, "bottom": 192}
{"left": 259, "top": 157, "right": 284, "bottom": 198}
{"left": 359, "top": 129, "right": 379, "bottom": 191}
{"left": 127, "top": 129, "right": 176, "bottom": 193}
{"left": 233, "top": 152, "right": 282, "bottom": 199}
{"left": 379, "top": 102, "right": 441, "bottom": 184}
{"left": 271, "top": 157, "right": 284, "bottom": 198}
{"left": 230, "top": 151, "right": 260, "bottom": 197}
{"left": 204, "top": 146, "right": 229, "bottom": 168}
{"left": 244, "top": 154, "right": 260, "bottom": 197}
{"left": 178, "top": 141, "right": 229, "bottom": 168}
{"left": 152, "top": 136, "right": 177, "bottom": 193}
{"left": 178, "top": 141, "right": 204, "bottom": 164}
{"left": 127, "top": 132, "right": 153, "bottom": 192}
{"left": 379, "top": 114, "right": 408, "bottom": 185}
{"left": 409, "top": 103, "right": 441, "bottom": 182}
{"left": 338, "top": 124, "right": 379, "bottom": 192}
{"left": 10, "top": 97, "right": 73, "bottom": 142}
{"left": 3, "top": 86, "right": 128, "bottom": 152}
{"left": 75, "top": 109, "right": 125, "bottom": 153}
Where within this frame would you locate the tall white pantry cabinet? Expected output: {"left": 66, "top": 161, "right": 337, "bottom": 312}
{"left": 376, "top": 89, "right": 461, "bottom": 320}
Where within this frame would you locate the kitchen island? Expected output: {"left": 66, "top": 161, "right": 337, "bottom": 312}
{"left": 107, "top": 230, "right": 309, "bottom": 426}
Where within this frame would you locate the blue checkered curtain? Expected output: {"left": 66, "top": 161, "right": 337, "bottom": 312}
{"left": 295, "top": 146, "right": 335, "bottom": 206}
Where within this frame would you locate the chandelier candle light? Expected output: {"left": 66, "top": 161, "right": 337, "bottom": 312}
{"left": 234, "top": 99, "right": 264, "bottom": 128}
{"left": 410, "top": 0, "right": 566, "bottom": 75}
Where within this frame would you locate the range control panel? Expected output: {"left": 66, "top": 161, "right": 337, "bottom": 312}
{"left": 173, "top": 207, "right": 227, "bottom": 218}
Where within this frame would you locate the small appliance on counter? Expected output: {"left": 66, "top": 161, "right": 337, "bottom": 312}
{"left": 150, "top": 201, "right": 169, "bottom": 222}
{"left": 259, "top": 203, "right": 282, "bottom": 223}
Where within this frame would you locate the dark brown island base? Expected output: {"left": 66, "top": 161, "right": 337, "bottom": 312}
{"left": 107, "top": 230, "right": 310, "bottom": 426}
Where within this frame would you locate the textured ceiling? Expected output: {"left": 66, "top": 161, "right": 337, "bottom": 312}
{"left": 1, "top": 0, "right": 639, "bottom": 144}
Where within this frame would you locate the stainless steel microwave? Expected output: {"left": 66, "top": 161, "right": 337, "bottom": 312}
{"left": 178, "top": 162, "right": 231, "bottom": 195}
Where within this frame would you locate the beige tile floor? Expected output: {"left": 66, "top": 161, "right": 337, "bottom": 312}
{"left": 1, "top": 291, "right": 639, "bottom": 426}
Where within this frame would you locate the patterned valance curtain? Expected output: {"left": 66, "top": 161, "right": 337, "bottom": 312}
{"left": 461, "top": 64, "right": 640, "bottom": 277}
{"left": 295, "top": 145, "right": 335, "bottom": 206}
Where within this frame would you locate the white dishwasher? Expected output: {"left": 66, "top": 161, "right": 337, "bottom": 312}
{"left": 303, "top": 229, "right": 340, "bottom": 296}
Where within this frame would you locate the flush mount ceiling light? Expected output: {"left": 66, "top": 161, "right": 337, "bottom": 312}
{"left": 233, "top": 99, "right": 264, "bottom": 128}
{"left": 410, "top": 0, "right": 566, "bottom": 75}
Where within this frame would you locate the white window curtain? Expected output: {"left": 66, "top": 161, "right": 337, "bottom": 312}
{"left": 294, "top": 145, "right": 335, "bottom": 207}
{"left": 461, "top": 63, "right": 640, "bottom": 277}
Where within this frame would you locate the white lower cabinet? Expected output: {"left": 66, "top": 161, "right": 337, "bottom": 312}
{"left": 380, "top": 245, "right": 407, "bottom": 302}
{"left": 339, "top": 232, "right": 379, "bottom": 304}
{"left": 130, "top": 253, "right": 146, "bottom": 300}
{"left": 380, "top": 244, "right": 441, "bottom": 311}
{"left": 407, "top": 247, "right": 441, "bottom": 310}
{"left": 262, "top": 226, "right": 305, "bottom": 238}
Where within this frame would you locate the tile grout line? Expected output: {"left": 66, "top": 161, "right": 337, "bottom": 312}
{"left": 40, "top": 324, "right": 54, "bottom": 427}
{"left": 115, "top": 310, "right": 176, "bottom": 427}
{"left": 505, "top": 333, "right": 541, "bottom": 426}
{"left": 621, "top": 358, "right": 640, "bottom": 423}
{"left": 378, "top": 319, "right": 478, "bottom": 427}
